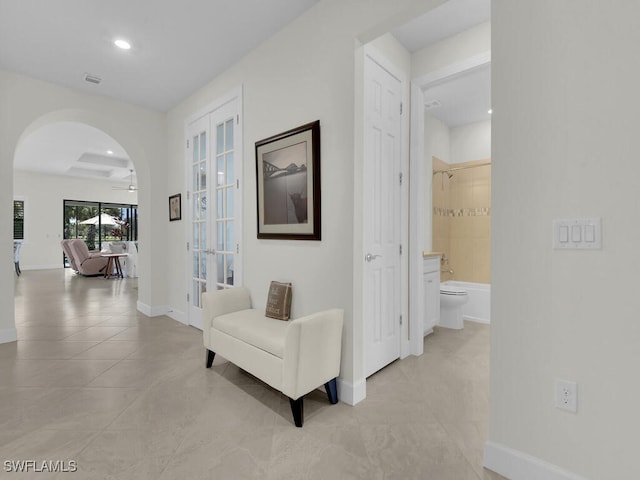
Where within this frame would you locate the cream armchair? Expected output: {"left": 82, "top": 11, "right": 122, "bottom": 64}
{"left": 202, "top": 287, "right": 343, "bottom": 427}
{"left": 61, "top": 239, "right": 108, "bottom": 276}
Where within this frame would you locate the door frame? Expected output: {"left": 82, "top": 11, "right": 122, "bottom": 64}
{"left": 184, "top": 86, "right": 244, "bottom": 329}
{"left": 360, "top": 43, "right": 410, "bottom": 383}
{"left": 408, "top": 51, "right": 491, "bottom": 354}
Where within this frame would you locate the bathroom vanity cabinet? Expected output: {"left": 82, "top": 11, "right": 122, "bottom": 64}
{"left": 423, "top": 255, "right": 441, "bottom": 335}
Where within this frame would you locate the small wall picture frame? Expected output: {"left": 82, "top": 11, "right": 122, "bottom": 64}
{"left": 169, "top": 193, "right": 182, "bottom": 221}
{"left": 255, "top": 120, "right": 321, "bottom": 240}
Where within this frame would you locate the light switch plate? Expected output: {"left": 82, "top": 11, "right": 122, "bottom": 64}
{"left": 553, "top": 218, "right": 602, "bottom": 250}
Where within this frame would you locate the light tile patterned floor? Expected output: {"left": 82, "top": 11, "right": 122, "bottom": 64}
{"left": 0, "top": 269, "right": 506, "bottom": 479}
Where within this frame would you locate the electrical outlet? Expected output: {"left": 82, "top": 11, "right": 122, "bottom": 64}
{"left": 555, "top": 379, "right": 578, "bottom": 413}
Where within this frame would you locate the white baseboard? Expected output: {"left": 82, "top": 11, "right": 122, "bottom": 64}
{"left": 337, "top": 377, "right": 366, "bottom": 406}
{"left": 136, "top": 301, "right": 152, "bottom": 317}
{"left": 21, "top": 265, "right": 63, "bottom": 271}
{"left": 137, "top": 302, "right": 187, "bottom": 325}
{"left": 136, "top": 302, "right": 170, "bottom": 318}
{"left": 463, "top": 315, "right": 491, "bottom": 325}
{"left": 484, "top": 441, "right": 587, "bottom": 480}
{"left": 0, "top": 328, "right": 17, "bottom": 344}
{"left": 166, "top": 308, "right": 186, "bottom": 325}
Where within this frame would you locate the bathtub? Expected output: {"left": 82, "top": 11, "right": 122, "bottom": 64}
{"left": 442, "top": 281, "right": 491, "bottom": 324}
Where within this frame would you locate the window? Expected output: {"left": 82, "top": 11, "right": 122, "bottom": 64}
{"left": 13, "top": 199, "right": 25, "bottom": 240}
{"left": 63, "top": 200, "right": 138, "bottom": 266}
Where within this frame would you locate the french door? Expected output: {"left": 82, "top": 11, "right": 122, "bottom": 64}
{"left": 186, "top": 95, "right": 242, "bottom": 329}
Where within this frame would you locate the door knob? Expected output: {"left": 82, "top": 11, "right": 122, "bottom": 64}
{"left": 365, "top": 253, "right": 381, "bottom": 262}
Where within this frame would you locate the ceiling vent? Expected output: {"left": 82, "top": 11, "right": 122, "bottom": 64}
{"left": 84, "top": 73, "right": 102, "bottom": 85}
{"left": 424, "top": 99, "right": 442, "bottom": 110}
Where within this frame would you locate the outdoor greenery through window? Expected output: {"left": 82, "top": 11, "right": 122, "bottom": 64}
{"left": 13, "top": 200, "right": 24, "bottom": 240}
{"left": 63, "top": 200, "right": 138, "bottom": 266}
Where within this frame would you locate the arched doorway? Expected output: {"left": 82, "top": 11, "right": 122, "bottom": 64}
{"left": 2, "top": 108, "right": 157, "bottom": 344}
{"left": 14, "top": 121, "right": 139, "bottom": 270}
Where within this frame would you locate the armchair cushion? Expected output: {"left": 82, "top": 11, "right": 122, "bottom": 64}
{"left": 213, "top": 309, "right": 288, "bottom": 358}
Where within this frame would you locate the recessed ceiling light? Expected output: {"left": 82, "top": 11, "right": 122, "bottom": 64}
{"left": 488, "top": 109, "right": 493, "bottom": 114}
{"left": 106, "top": 150, "right": 114, "bottom": 155}
{"left": 114, "top": 39, "right": 131, "bottom": 50}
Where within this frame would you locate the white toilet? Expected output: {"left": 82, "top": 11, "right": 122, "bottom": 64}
{"left": 439, "top": 284, "right": 469, "bottom": 329}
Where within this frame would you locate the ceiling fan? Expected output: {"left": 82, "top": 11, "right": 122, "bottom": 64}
{"left": 112, "top": 169, "right": 138, "bottom": 192}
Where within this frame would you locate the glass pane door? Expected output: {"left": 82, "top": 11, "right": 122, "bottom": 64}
{"left": 186, "top": 93, "right": 242, "bottom": 329}
{"left": 191, "top": 125, "right": 208, "bottom": 310}
{"left": 215, "top": 118, "right": 236, "bottom": 289}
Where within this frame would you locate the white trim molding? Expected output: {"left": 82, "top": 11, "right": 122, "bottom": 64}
{"left": 137, "top": 302, "right": 187, "bottom": 325}
{"left": 22, "top": 265, "right": 63, "bottom": 271}
{"left": 0, "top": 328, "right": 18, "bottom": 344}
{"left": 484, "top": 441, "right": 588, "bottom": 480}
{"left": 463, "top": 315, "right": 490, "bottom": 325}
{"left": 337, "top": 377, "right": 366, "bottom": 406}
{"left": 136, "top": 302, "right": 170, "bottom": 318}
{"left": 166, "top": 308, "right": 186, "bottom": 325}
{"left": 413, "top": 50, "right": 491, "bottom": 88}
{"left": 408, "top": 81, "right": 426, "bottom": 357}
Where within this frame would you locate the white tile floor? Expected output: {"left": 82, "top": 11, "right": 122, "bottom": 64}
{"left": 1, "top": 269, "right": 506, "bottom": 479}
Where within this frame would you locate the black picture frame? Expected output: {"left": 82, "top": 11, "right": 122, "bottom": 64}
{"left": 255, "top": 120, "right": 321, "bottom": 240}
{"left": 169, "top": 194, "right": 181, "bottom": 221}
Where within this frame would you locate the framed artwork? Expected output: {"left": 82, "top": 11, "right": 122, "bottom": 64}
{"left": 255, "top": 120, "right": 321, "bottom": 240}
{"left": 169, "top": 193, "right": 182, "bottom": 221}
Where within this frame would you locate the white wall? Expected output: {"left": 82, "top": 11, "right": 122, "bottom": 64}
{"left": 13, "top": 170, "right": 138, "bottom": 269}
{"left": 0, "top": 69, "right": 167, "bottom": 342}
{"left": 426, "top": 117, "right": 492, "bottom": 166}
{"left": 450, "top": 120, "right": 491, "bottom": 164}
{"left": 426, "top": 114, "right": 451, "bottom": 162}
{"left": 489, "top": 1, "right": 640, "bottom": 479}
{"left": 412, "top": 21, "right": 491, "bottom": 80}
{"left": 166, "top": 0, "right": 438, "bottom": 396}
{"left": 425, "top": 118, "right": 491, "bottom": 171}
{"left": 424, "top": 114, "right": 450, "bottom": 248}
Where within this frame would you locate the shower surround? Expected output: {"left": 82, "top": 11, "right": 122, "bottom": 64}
{"left": 432, "top": 156, "right": 491, "bottom": 284}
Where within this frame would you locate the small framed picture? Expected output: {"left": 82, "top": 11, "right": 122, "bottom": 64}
{"left": 169, "top": 193, "right": 182, "bottom": 221}
{"left": 255, "top": 120, "right": 321, "bottom": 240}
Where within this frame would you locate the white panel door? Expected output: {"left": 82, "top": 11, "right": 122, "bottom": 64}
{"left": 363, "top": 52, "right": 403, "bottom": 378}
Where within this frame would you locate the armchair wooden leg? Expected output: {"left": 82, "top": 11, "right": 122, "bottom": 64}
{"left": 324, "top": 378, "right": 338, "bottom": 404}
{"left": 206, "top": 349, "right": 215, "bottom": 368}
{"left": 289, "top": 397, "right": 304, "bottom": 427}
